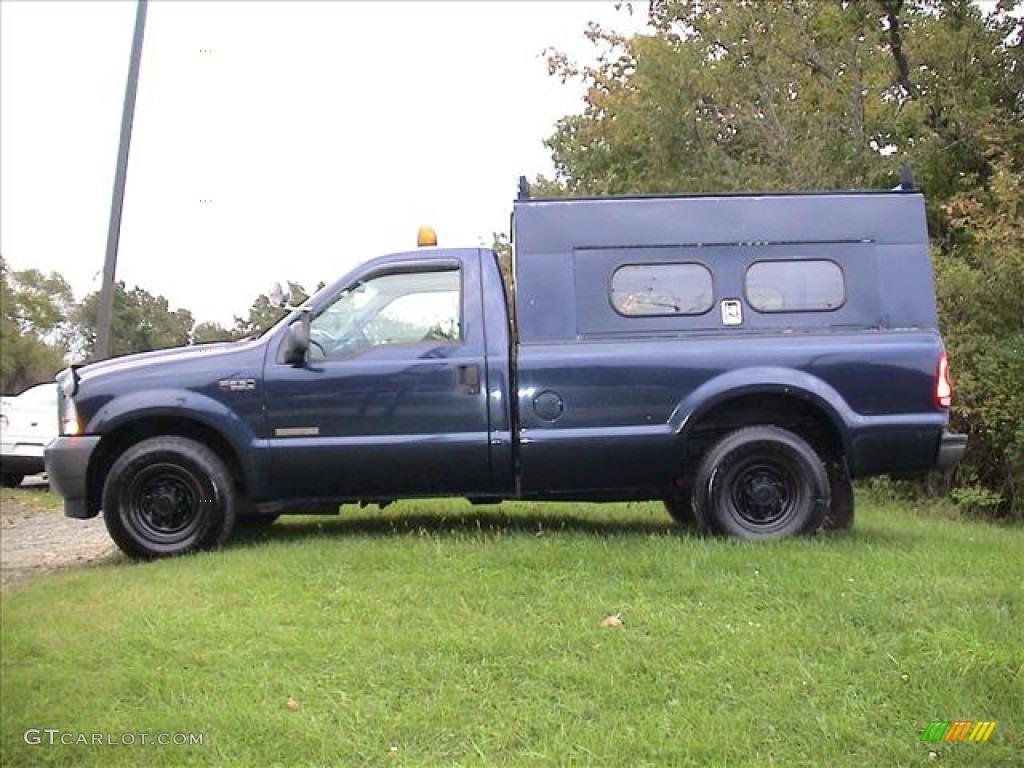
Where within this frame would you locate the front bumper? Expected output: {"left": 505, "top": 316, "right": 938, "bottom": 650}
{"left": 936, "top": 430, "right": 968, "bottom": 471}
{"left": 44, "top": 436, "right": 101, "bottom": 519}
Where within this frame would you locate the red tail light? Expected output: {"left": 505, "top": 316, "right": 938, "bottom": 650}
{"left": 936, "top": 353, "right": 952, "bottom": 408}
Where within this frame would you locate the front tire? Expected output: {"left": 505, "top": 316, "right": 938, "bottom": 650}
{"left": 694, "top": 426, "right": 829, "bottom": 540}
{"left": 103, "top": 436, "right": 236, "bottom": 558}
{"left": 1, "top": 473, "right": 25, "bottom": 488}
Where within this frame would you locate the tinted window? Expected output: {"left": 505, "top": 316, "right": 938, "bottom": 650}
{"left": 746, "top": 260, "right": 845, "bottom": 312}
{"left": 610, "top": 264, "right": 713, "bottom": 316}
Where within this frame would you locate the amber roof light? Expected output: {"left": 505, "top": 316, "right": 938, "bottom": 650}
{"left": 417, "top": 226, "right": 437, "bottom": 247}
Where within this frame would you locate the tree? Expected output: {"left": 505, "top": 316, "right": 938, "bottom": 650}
{"left": 77, "top": 282, "right": 194, "bottom": 358}
{"left": 0, "top": 258, "right": 69, "bottom": 392}
{"left": 5, "top": 264, "right": 77, "bottom": 354}
{"left": 542, "top": 0, "right": 1023, "bottom": 515}
{"left": 232, "top": 281, "right": 311, "bottom": 339}
{"left": 934, "top": 153, "right": 1024, "bottom": 516}
{"left": 191, "top": 321, "right": 235, "bottom": 344}
{"left": 491, "top": 232, "right": 513, "bottom": 294}
{"left": 544, "top": 1, "right": 1022, "bottom": 199}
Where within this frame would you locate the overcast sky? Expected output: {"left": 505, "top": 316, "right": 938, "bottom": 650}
{"left": 1, "top": 1, "right": 647, "bottom": 327}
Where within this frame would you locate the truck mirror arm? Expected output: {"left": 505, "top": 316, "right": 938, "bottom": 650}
{"left": 281, "top": 311, "right": 311, "bottom": 365}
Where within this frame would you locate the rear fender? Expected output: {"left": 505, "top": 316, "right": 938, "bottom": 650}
{"left": 671, "top": 367, "right": 854, "bottom": 455}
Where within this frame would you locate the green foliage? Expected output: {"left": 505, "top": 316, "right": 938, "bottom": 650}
{"left": 491, "top": 231, "right": 513, "bottom": 293}
{"left": 546, "top": 0, "right": 1022, "bottom": 198}
{"left": 2, "top": 499, "right": 1022, "bottom": 766}
{"left": 0, "top": 258, "right": 68, "bottom": 392}
{"left": 191, "top": 321, "right": 235, "bottom": 344}
{"left": 77, "top": 282, "right": 195, "bottom": 359}
{"left": 542, "top": 0, "right": 1023, "bottom": 516}
{"left": 232, "top": 281, "right": 310, "bottom": 339}
{"left": 2, "top": 265, "right": 320, "bottom": 368}
{"left": 935, "top": 156, "right": 1024, "bottom": 517}
{"left": 3, "top": 265, "right": 76, "bottom": 351}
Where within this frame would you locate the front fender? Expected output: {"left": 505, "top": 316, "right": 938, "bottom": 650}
{"left": 87, "top": 388, "right": 265, "bottom": 494}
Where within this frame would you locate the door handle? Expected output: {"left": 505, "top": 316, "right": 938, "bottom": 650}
{"left": 456, "top": 364, "right": 481, "bottom": 396}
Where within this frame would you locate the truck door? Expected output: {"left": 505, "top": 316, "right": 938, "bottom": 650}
{"left": 262, "top": 254, "right": 493, "bottom": 498}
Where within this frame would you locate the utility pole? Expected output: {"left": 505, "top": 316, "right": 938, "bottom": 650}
{"left": 95, "top": 0, "right": 148, "bottom": 360}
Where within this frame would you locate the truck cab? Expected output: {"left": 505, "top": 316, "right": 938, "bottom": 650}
{"left": 264, "top": 247, "right": 513, "bottom": 500}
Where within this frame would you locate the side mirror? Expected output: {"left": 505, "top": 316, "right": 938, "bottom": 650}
{"left": 281, "top": 314, "right": 310, "bottom": 365}
{"left": 269, "top": 281, "right": 292, "bottom": 308}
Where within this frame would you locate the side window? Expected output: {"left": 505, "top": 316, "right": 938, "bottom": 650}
{"left": 610, "top": 263, "right": 714, "bottom": 316}
{"left": 745, "top": 260, "right": 845, "bottom": 312}
{"left": 309, "top": 269, "right": 460, "bottom": 358}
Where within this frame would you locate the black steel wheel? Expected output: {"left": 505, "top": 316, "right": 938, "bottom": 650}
{"left": 694, "top": 426, "right": 828, "bottom": 540}
{"left": 103, "top": 436, "right": 236, "bottom": 558}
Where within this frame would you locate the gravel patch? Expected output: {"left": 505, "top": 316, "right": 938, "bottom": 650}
{"left": 1, "top": 495, "right": 118, "bottom": 589}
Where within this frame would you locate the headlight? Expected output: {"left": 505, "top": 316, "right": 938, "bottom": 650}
{"left": 57, "top": 366, "right": 79, "bottom": 398}
{"left": 61, "top": 396, "right": 80, "bottom": 436}
{"left": 56, "top": 368, "right": 82, "bottom": 435}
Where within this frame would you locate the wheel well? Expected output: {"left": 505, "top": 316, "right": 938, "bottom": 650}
{"left": 681, "top": 393, "right": 845, "bottom": 479}
{"left": 86, "top": 417, "right": 246, "bottom": 515}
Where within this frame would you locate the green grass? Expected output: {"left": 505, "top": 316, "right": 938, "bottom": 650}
{"left": 0, "top": 484, "right": 63, "bottom": 514}
{"left": 2, "top": 498, "right": 1021, "bottom": 767}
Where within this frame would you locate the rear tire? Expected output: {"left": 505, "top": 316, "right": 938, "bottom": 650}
{"left": 694, "top": 426, "right": 829, "bottom": 540}
{"left": 1, "top": 473, "right": 25, "bottom": 488}
{"left": 102, "top": 436, "right": 236, "bottom": 558}
{"left": 822, "top": 460, "right": 855, "bottom": 530}
{"left": 663, "top": 490, "right": 695, "bottom": 527}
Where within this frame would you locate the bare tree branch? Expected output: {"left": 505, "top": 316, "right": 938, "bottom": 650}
{"left": 878, "top": 0, "right": 916, "bottom": 99}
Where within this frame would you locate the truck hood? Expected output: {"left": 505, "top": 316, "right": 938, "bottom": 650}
{"left": 77, "top": 340, "right": 265, "bottom": 384}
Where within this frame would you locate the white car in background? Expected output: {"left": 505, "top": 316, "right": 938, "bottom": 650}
{"left": 0, "top": 382, "right": 58, "bottom": 487}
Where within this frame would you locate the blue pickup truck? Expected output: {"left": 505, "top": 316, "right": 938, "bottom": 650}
{"left": 46, "top": 183, "right": 966, "bottom": 557}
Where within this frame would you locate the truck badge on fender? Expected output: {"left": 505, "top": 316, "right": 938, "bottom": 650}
{"left": 218, "top": 379, "right": 255, "bottom": 392}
